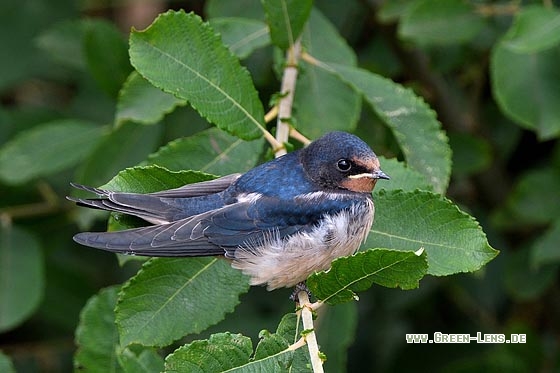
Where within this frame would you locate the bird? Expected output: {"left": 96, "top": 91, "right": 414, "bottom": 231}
{"left": 68, "top": 131, "right": 389, "bottom": 290}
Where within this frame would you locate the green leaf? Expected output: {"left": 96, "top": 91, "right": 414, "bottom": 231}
{"left": 0, "top": 226, "right": 44, "bottom": 332}
{"left": 317, "top": 302, "right": 357, "bottom": 372}
{"left": 118, "top": 346, "right": 164, "bottom": 373}
{"left": 308, "top": 248, "right": 427, "bottom": 305}
{"left": 254, "top": 330, "right": 290, "bottom": 360}
{"left": 206, "top": 0, "right": 265, "bottom": 20}
{"left": 74, "top": 286, "right": 122, "bottom": 373}
{"left": 0, "top": 120, "right": 105, "bottom": 185}
{"left": 377, "top": 0, "right": 415, "bottom": 24}
{"left": 505, "top": 247, "right": 557, "bottom": 301}
{"left": 230, "top": 333, "right": 292, "bottom": 372}
{"left": 275, "top": 314, "right": 310, "bottom": 371}
{"left": 129, "top": 10, "right": 265, "bottom": 140}
{"left": 209, "top": 18, "right": 270, "bottom": 59}
{"left": 262, "top": 0, "right": 312, "bottom": 49}
{"left": 164, "top": 333, "right": 253, "bottom": 372}
{"left": 375, "top": 156, "right": 433, "bottom": 192}
{"left": 322, "top": 64, "right": 451, "bottom": 193}
{"left": 491, "top": 18, "right": 560, "bottom": 140}
{"left": 492, "top": 167, "right": 560, "bottom": 228}
{"left": 116, "top": 257, "right": 250, "bottom": 347}
{"left": 103, "top": 165, "right": 216, "bottom": 193}
{"left": 164, "top": 330, "right": 292, "bottom": 372}
{"left": 74, "top": 122, "right": 163, "bottom": 188}
{"left": 0, "top": 351, "right": 15, "bottom": 373}
{"left": 84, "top": 19, "right": 132, "bottom": 97}
{"left": 531, "top": 219, "right": 560, "bottom": 267}
{"left": 448, "top": 133, "right": 492, "bottom": 177}
{"left": 116, "top": 72, "right": 186, "bottom": 126}
{"left": 36, "top": 19, "right": 88, "bottom": 70}
{"left": 366, "top": 190, "right": 498, "bottom": 276}
{"left": 503, "top": 6, "right": 560, "bottom": 54}
{"left": 295, "top": 9, "right": 361, "bottom": 138}
{"left": 399, "top": 0, "right": 485, "bottom": 45}
{"left": 0, "top": 0, "right": 77, "bottom": 90}
{"left": 147, "top": 127, "right": 265, "bottom": 175}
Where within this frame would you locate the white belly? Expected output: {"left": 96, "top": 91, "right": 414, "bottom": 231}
{"left": 231, "top": 199, "right": 374, "bottom": 290}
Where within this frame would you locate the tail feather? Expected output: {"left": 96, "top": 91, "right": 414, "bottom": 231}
{"left": 73, "top": 226, "right": 224, "bottom": 257}
{"left": 67, "top": 183, "right": 194, "bottom": 224}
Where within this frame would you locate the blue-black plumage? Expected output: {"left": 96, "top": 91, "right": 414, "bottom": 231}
{"left": 68, "top": 131, "right": 389, "bottom": 289}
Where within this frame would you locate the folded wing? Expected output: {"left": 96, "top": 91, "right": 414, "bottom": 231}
{"left": 67, "top": 174, "right": 241, "bottom": 224}
{"left": 72, "top": 193, "right": 355, "bottom": 258}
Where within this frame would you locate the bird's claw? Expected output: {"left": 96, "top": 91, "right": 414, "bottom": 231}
{"left": 290, "top": 281, "right": 312, "bottom": 302}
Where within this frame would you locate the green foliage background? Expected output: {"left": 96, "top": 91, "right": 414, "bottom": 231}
{"left": 1, "top": 0, "right": 559, "bottom": 372}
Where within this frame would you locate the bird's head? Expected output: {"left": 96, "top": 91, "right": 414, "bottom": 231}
{"left": 300, "top": 131, "right": 389, "bottom": 193}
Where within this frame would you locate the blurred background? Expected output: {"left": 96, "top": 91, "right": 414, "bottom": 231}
{"left": 1, "top": 0, "right": 559, "bottom": 372}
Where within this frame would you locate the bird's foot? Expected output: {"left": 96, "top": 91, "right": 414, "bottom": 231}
{"left": 290, "top": 281, "right": 312, "bottom": 302}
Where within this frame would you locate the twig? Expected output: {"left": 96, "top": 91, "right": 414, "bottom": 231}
{"left": 264, "top": 105, "right": 279, "bottom": 123}
{"left": 275, "top": 38, "right": 302, "bottom": 158}
{"left": 0, "top": 182, "right": 66, "bottom": 221}
{"left": 289, "top": 127, "right": 311, "bottom": 146}
{"left": 286, "top": 336, "right": 307, "bottom": 351}
{"left": 475, "top": 3, "right": 520, "bottom": 16}
{"left": 297, "top": 290, "right": 324, "bottom": 373}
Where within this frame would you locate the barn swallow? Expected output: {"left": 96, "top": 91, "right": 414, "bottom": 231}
{"left": 68, "top": 131, "right": 389, "bottom": 290}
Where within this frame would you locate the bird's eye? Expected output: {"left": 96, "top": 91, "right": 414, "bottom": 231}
{"left": 336, "top": 159, "right": 352, "bottom": 172}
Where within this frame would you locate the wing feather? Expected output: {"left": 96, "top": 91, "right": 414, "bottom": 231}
{"left": 73, "top": 192, "right": 359, "bottom": 258}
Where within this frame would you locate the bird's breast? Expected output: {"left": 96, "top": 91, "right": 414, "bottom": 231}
{"left": 231, "top": 198, "right": 375, "bottom": 290}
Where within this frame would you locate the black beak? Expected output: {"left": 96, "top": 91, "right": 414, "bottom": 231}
{"left": 373, "top": 170, "right": 390, "bottom": 180}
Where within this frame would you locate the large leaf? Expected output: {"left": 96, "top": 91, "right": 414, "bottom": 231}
{"left": 295, "top": 9, "right": 361, "bottom": 138}
{"left": 505, "top": 247, "right": 557, "bottom": 301}
{"left": 531, "top": 218, "right": 560, "bottom": 267}
{"left": 102, "top": 166, "right": 216, "bottom": 193}
{"left": 164, "top": 333, "right": 253, "bottom": 372}
{"left": 116, "top": 72, "right": 186, "bottom": 126}
{"left": 366, "top": 190, "right": 498, "bottom": 276}
{"left": 129, "top": 10, "right": 265, "bottom": 140}
{"left": 74, "top": 122, "right": 163, "bottom": 188}
{"left": 147, "top": 127, "right": 265, "bottom": 175}
{"left": 0, "top": 120, "right": 105, "bottom": 185}
{"left": 307, "top": 248, "right": 427, "bottom": 305}
{"left": 275, "top": 314, "right": 310, "bottom": 371}
{"left": 0, "top": 226, "right": 44, "bottom": 332}
{"left": 0, "top": 0, "right": 76, "bottom": 90}
{"left": 491, "top": 12, "right": 560, "bottom": 140}
{"left": 321, "top": 64, "right": 451, "bottom": 193}
{"left": 118, "top": 346, "right": 164, "bottom": 373}
{"left": 262, "top": 0, "right": 312, "bottom": 49}
{"left": 74, "top": 286, "right": 123, "bottom": 373}
{"left": 165, "top": 331, "right": 293, "bottom": 372}
{"left": 317, "top": 302, "right": 358, "bottom": 372}
{"left": 36, "top": 19, "right": 88, "bottom": 71}
{"left": 399, "top": 0, "right": 485, "bottom": 45}
{"left": 0, "top": 351, "right": 15, "bottom": 373}
{"left": 375, "top": 156, "right": 433, "bottom": 192}
{"left": 206, "top": 0, "right": 264, "bottom": 20}
{"left": 84, "top": 19, "right": 132, "bottom": 97}
{"left": 209, "top": 18, "right": 270, "bottom": 59}
{"left": 502, "top": 6, "right": 560, "bottom": 54}
{"left": 116, "top": 257, "right": 250, "bottom": 347}
{"left": 492, "top": 167, "right": 560, "bottom": 228}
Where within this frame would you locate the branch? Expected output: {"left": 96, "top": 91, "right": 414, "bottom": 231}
{"left": 275, "top": 38, "right": 302, "bottom": 157}
{"left": 0, "top": 182, "right": 66, "bottom": 221}
{"left": 297, "top": 290, "right": 324, "bottom": 373}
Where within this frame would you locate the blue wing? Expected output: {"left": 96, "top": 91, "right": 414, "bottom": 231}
{"left": 67, "top": 174, "right": 240, "bottom": 224}
{"left": 73, "top": 192, "right": 359, "bottom": 257}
